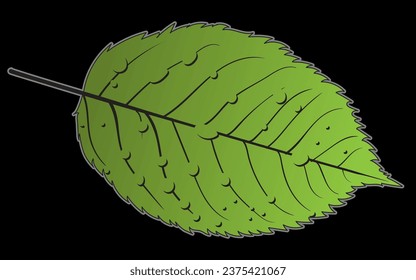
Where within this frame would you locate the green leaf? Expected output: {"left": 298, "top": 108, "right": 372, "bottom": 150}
{"left": 74, "top": 22, "right": 401, "bottom": 237}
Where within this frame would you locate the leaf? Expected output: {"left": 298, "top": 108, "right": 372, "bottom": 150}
{"left": 48, "top": 22, "right": 402, "bottom": 237}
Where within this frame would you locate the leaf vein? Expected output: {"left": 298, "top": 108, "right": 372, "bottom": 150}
{"left": 83, "top": 98, "right": 105, "bottom": 165}
{"left": 268, "top": 93, "right": 321, "bottom": 147}
{"left": 313, "top": 135, "right": 357, "bottom": 161}
{"left": 142, "top": 184, "right": 164, "bottom": 209}
{"left": 126, "top": 71, "right": 170, "bottom": 105}
{"left": 304, "top": 166, "right": 322, "bottom": 198}
{"left": 251, "top": 88, "right": 312, "bottom": 141}
{"left": 244, "top": 143, "right": 268, "bottom": 196}
{"left": 211, "top": 140, "right": 223, "bottom": 173}
{"left": 229, "top": 183, "right": 271, "bottom": 223}
{"left": 172, "top": 122, "right": 190, "bottom": 162}
{"left": 338, "top": 147, "right": 362, "bottom": 167}
{"left": 316, "top": 163, "right": 338, "bottom": 194}
{"left": 309, "top": 158, "right": 388, "bottom": 181}
{"left": 216, "top": 56, "right": 262, "bottom": 72}
{"left": 278, "top": 153, "right": 310, "bottom": 211}
{"left": 164, "top": 76, "right": 211, "bottom": 116}
{"left": 147, "top": 115, "right": 162, "bottom": 157}
{"left": 205, "top": 66, "right": 296, "bottom": 125}
{"left": 98, "top": 44, "right": 160, "bottom": 97}
{"left": 123, "top": 152, "right": 135, "bottom": 174}
{"left": 194, "top": 177, "right": 227, "bottom": 220}
{"left": 228, "top": 94, "right": 273, "bottom": 135}
{"left": 110, "top": 104, "right": 122, "bottom": 150}
{"left": 287, "top": 108, "right": 342, "bottom": 153}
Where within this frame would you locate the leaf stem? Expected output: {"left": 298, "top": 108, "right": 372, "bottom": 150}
{"left": 8, "top": 68, "right": 85, "bottom": 97}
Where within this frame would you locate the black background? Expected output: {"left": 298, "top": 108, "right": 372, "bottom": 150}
{"left": 2, "top": 6, "right": 413, "bottom": 260}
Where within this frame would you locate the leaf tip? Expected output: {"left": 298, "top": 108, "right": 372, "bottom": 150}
{"left": 382, "top": 176, "right": 404, "bottom": 189}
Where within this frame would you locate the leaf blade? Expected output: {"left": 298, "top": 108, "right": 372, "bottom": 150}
{"left": 74, "top": 22, "right": 401, "bottom": 237}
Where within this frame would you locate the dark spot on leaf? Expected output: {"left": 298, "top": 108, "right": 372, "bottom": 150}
{"left": 216, "top": 222, "right": 223, "bottom": 228}
{"left": 262, "top": 213, "right": 266, "bottom": 217}
{"left": 326, "top": 126, "right": 330, "bottom": 130}
{"left": 225, "top": 90, "right": 239, "bottom": 104}
{"left": 196, "top": 124, "right": 218, "bottom": 140}
{"left": 137, "top": 176, "right": 145, "bottom": 187}
{"left": 111, "top": 80, "right": 118, "bottom": 88}
{"left": 183, "top": 53, "right": 198, "bottom": 66}
{"left": 295, "top": 156, "right": 310, "bottom": 167}
{"left": 123, "top": 151, "right": 132, "bottom": 160}
{"left": 138, "top": 123, "right": 149, "bottom": 133}
{"left": 152, "top": 71, "right": 169, "bottom": 84}
{"left": 269, "top": 197, "right": 276, "bottom": 204}
{"left": 164, "top": 181, "right": 176, "bottom": 194}
{"left": 221, "top": 175, "right": 231, "bottom": 187}
{"left": 101, "top": 123, "right": 106, "bottom": 128}
{"left": 223, "top": 207, "right": 227, "bottom": 211}
{"left": 113, "top": 58, "right": 128, "bottom": 74}
{"left": 234, "top": 200, "right": 238, "bottom": 204}
{"left": 158, "top": 157, "right": 168, "bottom": 167}
{"left": 181, "top": 202, "right": 191, "bottom": 211}
{"left": 251, "top": 207, "right": 255, "bottom": 211}
{"left": 194, "top": 215, "right": 201, "bottom": 222}
{"left": 80, "top": 125, "right": 85, "bottom": 128}
{"left": 295, "top": 105, "right": 303, "bottom": 113}
{"left": 249, "top": 217, "right": 253, "bottom": 221}
{"left": 188, "top": 163, "right": 200, "bottom": 177}
{"left": 275, "top": 92, "right": 287, "bottom": 105}
{"left": 210, "top": 71, "right": 218, "bottom": 79}
{"left": 316, "top": 141, "right": 320, "bottom": 146}
{"left": 344, "top": 150, "right": 348, "bottom": 154}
